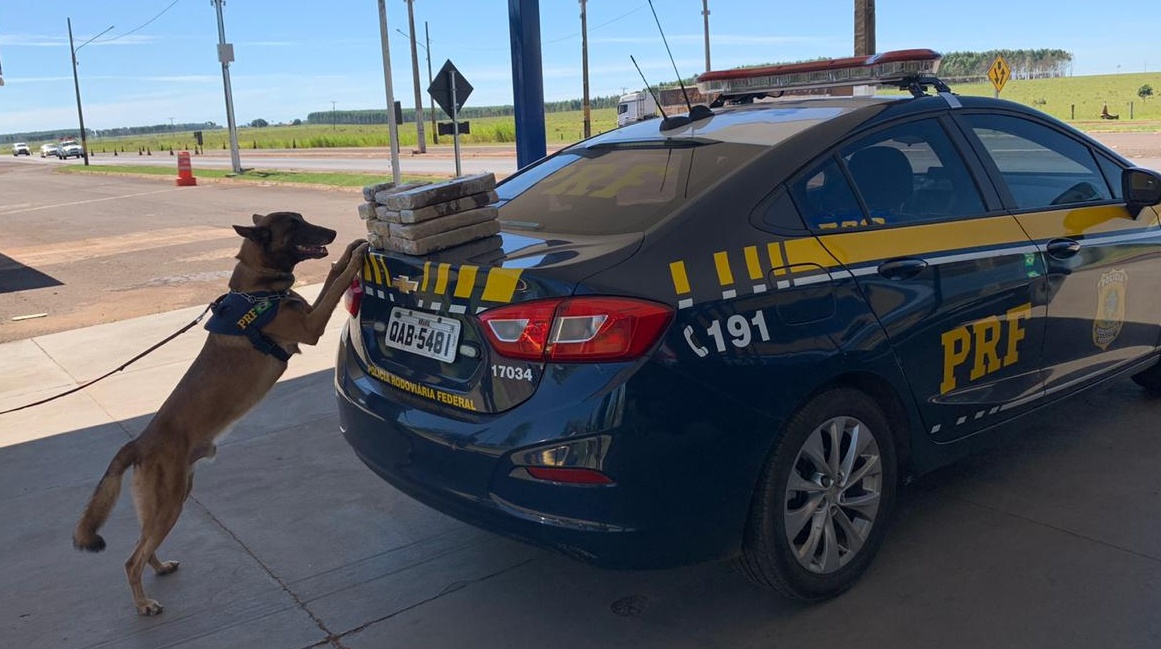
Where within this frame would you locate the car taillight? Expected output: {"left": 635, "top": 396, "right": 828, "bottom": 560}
{"left": 343, "top": 277, "right": 364, "bottom": 317}
{"left": 478, "top": 297, "right": 673, "bottom": 362}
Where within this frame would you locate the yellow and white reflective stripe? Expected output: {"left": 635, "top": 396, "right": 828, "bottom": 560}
{"left": 1015, "top": 205, "right": 1153, "bottom": 240}
{"left": 420, "top": 261, "right": 432, "bottom": 291}
{"left": 743, "top": 246, "right": 763, "bottom": 280}
{"left": 815, "top": 216, "right": 1025, "bottom": 268}
{"left": 713, "top": 251, "right": 737, "bottom": 299}
{"left": 373, "top": 256, "right": 389, "bottom": 287}
{"left": 669, "top": 261, "right": 693, "bottom": 309}
{"left": 454, "top": 264, "right": 478, "bottom": 299}
{"left": 766, "top": 242, "right": 787, "bottom": 276}
{"left": 481, "top": 267, "right": 523, "bottom": 303}
{"left": 433, "top": 262, "right": 451, "bottom": 295}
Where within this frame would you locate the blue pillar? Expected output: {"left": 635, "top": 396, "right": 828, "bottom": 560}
{"left": 508, "top": 0, "right": 547, "bottom": 169}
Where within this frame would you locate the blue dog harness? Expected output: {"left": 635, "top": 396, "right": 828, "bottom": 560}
{"left": 204, "top": 291, "right": 292, "bottom": 362}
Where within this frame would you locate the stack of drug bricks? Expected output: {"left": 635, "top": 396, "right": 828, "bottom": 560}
{"left": 359, "top": 173, "right": 500, "bottom": 256}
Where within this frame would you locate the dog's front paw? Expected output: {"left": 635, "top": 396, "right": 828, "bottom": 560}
{"left": 347, "top": 242, "right": 370, "bottom": 269}
{"left": 333, "top": 238, "right": 368, "bottom": 268}
{"left": 136, "top": 599, "right": 164, "bottom": 616}
{"left": 154, "top": 560, "right": 180, "bottom": 576}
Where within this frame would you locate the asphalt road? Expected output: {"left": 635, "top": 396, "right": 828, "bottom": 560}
{"left": 0, "top": 161, "right": 370, "bottom": 342}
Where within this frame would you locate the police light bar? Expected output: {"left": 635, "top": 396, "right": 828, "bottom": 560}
{"left": 696, "top": 48, "right": 942, "bottom": 97}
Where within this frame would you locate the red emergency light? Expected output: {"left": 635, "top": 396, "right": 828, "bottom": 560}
{"left": 696, "top": 48, "right": 943, "bottom": 98}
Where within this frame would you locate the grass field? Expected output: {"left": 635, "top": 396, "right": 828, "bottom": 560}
{"left": 74, "top": 71, "right": 1161, "bottom": 156}
{"left": 896, "top": 71, "right": 1161, "bottom": 130}
{"left": 84, "top": 109, "right": 621, "bottom": 155}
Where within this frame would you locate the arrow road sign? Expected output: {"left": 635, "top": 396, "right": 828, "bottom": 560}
{"left": 988, "top": 55, "right": 1011, "bottom": 94}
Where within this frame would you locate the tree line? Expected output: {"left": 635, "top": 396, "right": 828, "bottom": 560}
{"left": 939, "top": 49, "right": 1073, "bottom": 80}
{"left": 304, "top": 95, "right": 621, "bottom": 126}
{"left": 2, "top": 122, "right": 219, "bottom": 145}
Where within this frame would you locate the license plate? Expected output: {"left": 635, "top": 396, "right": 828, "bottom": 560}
{"left": 384, "top": 308, "right": 461, "bottom": 363}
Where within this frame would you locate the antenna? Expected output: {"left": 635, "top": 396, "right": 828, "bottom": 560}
{"left": 630, "top": 55, "right": 670, "bottom": 121}
{"left": 646, "top": 0, "right": 693, "bottom": 113}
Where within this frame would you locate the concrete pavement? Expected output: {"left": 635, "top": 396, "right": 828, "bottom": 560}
{"left": 3, "top": 287, "right": 1161, "bottom": 649}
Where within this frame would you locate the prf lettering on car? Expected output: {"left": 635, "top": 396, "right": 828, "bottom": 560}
{"left": 940, "top": 303, "right": 1032, "bottom": 395}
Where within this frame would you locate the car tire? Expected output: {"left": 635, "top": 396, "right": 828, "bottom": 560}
{"left": 734, "top": 386, "right": 897, "bottom": 601}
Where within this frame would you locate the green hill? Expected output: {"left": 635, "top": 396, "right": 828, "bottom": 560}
{"left": 945, "top": 71, "right": 1161, "bottom": 129}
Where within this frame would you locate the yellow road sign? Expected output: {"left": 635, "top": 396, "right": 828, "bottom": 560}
{"left": 988, "top": 56, "right": 1011, "bottom": 94}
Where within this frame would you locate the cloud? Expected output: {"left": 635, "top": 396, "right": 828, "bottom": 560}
{"left": 0, "top": 34, "right": 160, "bottom": 47}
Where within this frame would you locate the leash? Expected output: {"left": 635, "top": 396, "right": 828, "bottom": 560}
{"left": 0, "top": 301, "right": 217, "bottom": 416}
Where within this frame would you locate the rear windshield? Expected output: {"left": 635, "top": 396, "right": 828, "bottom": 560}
{"left": 496, "top": 141, "right": 765, "bottom": 235}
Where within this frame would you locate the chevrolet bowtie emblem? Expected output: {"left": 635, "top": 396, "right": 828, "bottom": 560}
{"left": 390, "top": 275, "right": 419, "bottom": 294}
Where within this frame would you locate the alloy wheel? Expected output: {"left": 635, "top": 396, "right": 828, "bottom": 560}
{"left": 783, "top": 415, "right": 883, "bottom": 574}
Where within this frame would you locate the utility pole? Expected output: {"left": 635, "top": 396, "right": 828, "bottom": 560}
{"left": 331, "top": 100, "right": 336, "bottom": 131}
{"left": 211, "top": 0, "right": 242, "bottom": 174}
{"left": 377, "top": 0, "right": 401, "bottom": 184}
{"left": 701, "top": 0, "right": 711, "bottom": 72}
{"left": 580, "top": 0, "right": 590, "bottom": 138}
{"left": 67, "top": 19, "right": 112, "bottom": 167}
{"left": 854, "top": 0, "right": 875, "bottom": 56}
{"left": 404, "top": 0, "right": 427, "bottom": 152}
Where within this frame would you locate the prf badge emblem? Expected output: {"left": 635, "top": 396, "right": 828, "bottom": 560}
{"left": 1093, "top": 269, "right": 1128, "bottom": 350}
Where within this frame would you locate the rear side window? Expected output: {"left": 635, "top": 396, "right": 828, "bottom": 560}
{"left": 840, "top": 119, "right": 986, "bottom": 226}
{"left": 963, "top": 113, "right": 1113, "bottom": 210}
{"left": 495, "top": 142, "right": 765, "bottom": 235}
{"left": 791, "top": 118, "right": 986, "bottom": 230}
{"left": 789, "top": 157, "right": 865, "bottom": 230}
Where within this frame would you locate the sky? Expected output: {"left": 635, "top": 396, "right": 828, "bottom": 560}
{"left": 0, "top": 0, "right": 1159, "bottom": 135}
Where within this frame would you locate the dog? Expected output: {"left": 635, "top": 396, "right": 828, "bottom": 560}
{"left": 73, "top": 211, "right": 368, "bottom": 616}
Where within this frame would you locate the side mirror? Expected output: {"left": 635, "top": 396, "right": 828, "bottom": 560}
{"left": 1123, "top": 167, "right": 1161, "bottom": 218}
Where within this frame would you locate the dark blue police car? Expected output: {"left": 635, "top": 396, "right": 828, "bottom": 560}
{"left": 335, "top": 49, "right": 1161, "bottom": 600}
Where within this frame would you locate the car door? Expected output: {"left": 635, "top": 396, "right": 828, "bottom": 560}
{"left": 792, "top": 116, "right": 1046, "bottom": 441}
{"left": 957, "top": 112, "right": 1161, "bottom": 396}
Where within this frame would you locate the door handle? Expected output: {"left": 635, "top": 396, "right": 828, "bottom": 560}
{"left": 1046, "top": 238, "right": 1081, "bottom": 259}
{"left": 876, "top": 258, "right": 928, "bottom": 281}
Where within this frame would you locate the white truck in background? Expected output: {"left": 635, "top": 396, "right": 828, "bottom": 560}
{"left": 616, "top": 90, "right": 658, "bottom": 127}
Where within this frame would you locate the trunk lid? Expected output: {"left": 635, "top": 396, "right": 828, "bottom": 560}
{"left": 354, "top": 231, "right": 642, "bottom": 415}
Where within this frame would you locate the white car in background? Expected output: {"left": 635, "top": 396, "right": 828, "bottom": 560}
{"left": 40, "top": 143, "right": 59, "bottom": 158}
{"left": 57, "top": 140, "right": 84, "bottom": 159}
{"left": 12, "top": 142, "right": 31, "bottom": 156}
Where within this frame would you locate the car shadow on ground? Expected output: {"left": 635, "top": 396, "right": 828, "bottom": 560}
{"left": 0, "top": 252, "right": 62, "bottom": 294}
{"left": 2, "top": 371, "right": 1160, "bottom": 649}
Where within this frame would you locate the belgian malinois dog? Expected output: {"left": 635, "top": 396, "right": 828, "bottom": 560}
{"left": 73, "top": 211, "right": 368, "bottom": 616}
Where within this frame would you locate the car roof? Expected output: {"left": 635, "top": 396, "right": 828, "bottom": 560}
{"left": 588, "top": 92, "right": 1073, "bottom": 151}
{"left": 589, "top": 95, "right": 901, "bottom": 147}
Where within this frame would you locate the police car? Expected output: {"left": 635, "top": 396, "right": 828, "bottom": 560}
{"left": 335, "top": 49, "right": 1161, "bottom": 600}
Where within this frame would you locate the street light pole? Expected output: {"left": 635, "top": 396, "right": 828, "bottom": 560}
{"left": 67, "top": 18, "right": 113, "bottom": 167}
{"left": 212, "top": 0, "right": 243, "bottom": 174}
{"left": 701, "top": 0, "right": 710, "bottom": 72}
{"left": 404, "top": 0, "right": 426, "bottom": 153}
{"left": 331, "top": 100, "right": 336, "bottom": 131}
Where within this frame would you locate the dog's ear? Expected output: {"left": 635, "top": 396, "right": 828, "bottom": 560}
{"left": 252, "top": 213, "right": 264, "bottom": 225}
{"left": 233, "top": 225, "right": 271, "bottom": 245}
